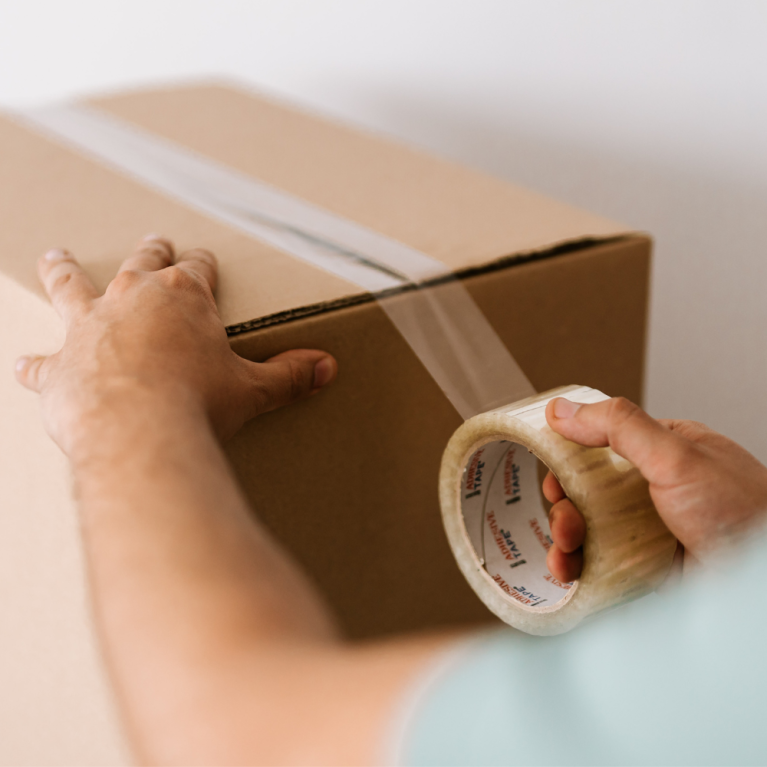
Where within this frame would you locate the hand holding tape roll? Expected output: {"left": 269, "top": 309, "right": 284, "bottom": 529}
{"left": 440, "top": 385, "right": 677, "bottom": 635}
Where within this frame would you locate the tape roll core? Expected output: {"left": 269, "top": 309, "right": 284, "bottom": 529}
{"left": 440, "top": 385, "right": 677, "bottom": 635}
{"left": 460, "top": 437, "right": 576, "bottom": 612}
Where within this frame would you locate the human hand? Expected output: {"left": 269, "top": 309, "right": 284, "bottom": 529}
{"left": 541, "top": 396, "right": 767, "bottom": 582}
{"left": 15, "top": 236, "right": 337, "bottom": 464}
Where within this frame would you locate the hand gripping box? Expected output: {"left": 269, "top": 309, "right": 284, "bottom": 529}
{"left": 0, "top": 84, "right": 648, "bottom": 762}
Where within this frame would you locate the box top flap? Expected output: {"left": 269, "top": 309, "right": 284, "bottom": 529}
{"left": 0, "top": 82, "right": 630, "bottom": 328}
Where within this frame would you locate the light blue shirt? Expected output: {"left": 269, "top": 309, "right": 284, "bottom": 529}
{"left": 395, "top": 534, "right": 767, "bottom": 766}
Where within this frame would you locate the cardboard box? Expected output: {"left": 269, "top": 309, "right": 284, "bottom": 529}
{"left": 0, "top": 83, "right": 647, "bottom": 761}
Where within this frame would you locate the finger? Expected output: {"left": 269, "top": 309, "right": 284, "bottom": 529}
{"left": 175, "top": 248, "right": 218, "bottom": 292}
{"left": 244, "top": 350, "right": 337, "bottom": 416}
{"left": 542, "top": 470, "right": 566, "bottom": 504}
{"left": 118, "top": 234, "right": 175, "bottom": 273}
{"left": 548, "top": 498, "right": 586, "bottom": 553}
{"left": 546, "top": 545, "right": 583, "bottom": 584}
{"left": 37, "top": 249, "right": 98, "bottom": 322}
{"left": 545, "top": 396, "right": 693, "bottom": 486}
{"left": 15, "top": 354, "right": 50, "bottom": 393}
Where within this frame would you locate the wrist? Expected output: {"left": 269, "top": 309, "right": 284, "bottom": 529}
{"left": 63, "top": 379, "right": 209, "bottom": 472}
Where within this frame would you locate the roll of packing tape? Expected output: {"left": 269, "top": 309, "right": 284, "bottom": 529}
{"left": 440, "top": 385, "right": 677, "bottom": 635}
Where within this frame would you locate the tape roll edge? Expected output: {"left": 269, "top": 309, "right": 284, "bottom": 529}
{"left": 440, "top": 385, "right": 678, "bottom": 636}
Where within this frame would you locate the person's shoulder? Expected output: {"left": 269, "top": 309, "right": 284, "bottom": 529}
{"left": 388, "top": 629, "right": 526, "bottom": 767}
{"left": 391, "top": 530, "right": 767, "bottom": 766}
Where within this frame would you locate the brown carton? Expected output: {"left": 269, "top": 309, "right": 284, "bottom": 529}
{"left": 0, "top": 83, "right": 648, "bottom": 761}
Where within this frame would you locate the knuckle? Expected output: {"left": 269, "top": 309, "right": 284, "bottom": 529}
{"left": 109, "top": 269, "right": 144, "bottom": 294}
{"left": 251, "top": 377, "right": 276, "bottom": 412}
{"left": 684, "top": 420, "right": 715, "bottom": 437}
{"left": 182, "top": 247, "right": 217, "bottom": 265}
{"left": 164, "top": 266, "right": 216, "bottom": 306}
{"left": 604, "top": 397, "right": 646, "bottom": 454}
{"left": 664, "top": 419, "right": 714, "bottom": 444}
{"left": 287, "top": 360, "right": 312, "bottom": 400}
{"left": 137, "top": 244, "right": 172, "bottom": 264}
{"left": 49, "top": 269, "right": 74, "bottom": 294}
{"left": 163, "top": 265, "right": 199, "bottom": 290}
{"left": 140, "top": 236, "right": 173, "bottom": 251}
{"left": 605, "top": 397, "right": 646, "bottom": 439}
{"left": 136, "top": 235, "right": 174, "bottom": 257}
{"left": 607, "top": 397, "right": 641, "bottom": 426}
{"left": 251, "top": 359, "right": 313, "bottom": 413}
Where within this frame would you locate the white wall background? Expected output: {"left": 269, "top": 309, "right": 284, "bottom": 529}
{"left": 2, "top": 0, "right": 766, "bottom": 460}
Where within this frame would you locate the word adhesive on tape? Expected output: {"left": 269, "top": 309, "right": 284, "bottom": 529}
{"left": 440, "top": 385, "right": 677, "bottom": 635}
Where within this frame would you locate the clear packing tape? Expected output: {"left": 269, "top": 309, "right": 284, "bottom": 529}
{"left": 18, "top": 105, "right": 677, "bottom": 634}
{"left": 19, "top": 105, "right": 535, "bottom": 418}
{"left": 441, "top": 385, "right": 677, "bottom": 635}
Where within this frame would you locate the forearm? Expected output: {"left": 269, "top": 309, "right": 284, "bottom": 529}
{"left": 73, "top": 392, "right": 338, "bottom": 760}
{"left": 21, "top": 240, "right": 454, "bottom": 765}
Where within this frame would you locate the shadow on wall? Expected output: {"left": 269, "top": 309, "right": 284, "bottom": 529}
{"left": 330, "top": 86, "right": 767, "bottom": 462}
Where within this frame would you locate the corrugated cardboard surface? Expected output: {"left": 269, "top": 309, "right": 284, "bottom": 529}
{"left": 0, "top": 83, "right": 648, "bottom": 763}
{"left": 0, "top": 275, "right": 127, "bottom": 766}
{"left": 1, "top": 83, "right": 628, "bottom": 326}
{"left": 227, "top": 237, "right": 649, "bottom": 638}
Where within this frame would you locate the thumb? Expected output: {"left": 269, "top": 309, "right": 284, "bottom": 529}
{"left": 244, "top": 349, "right": 337, "bottom": 415}
{"left": 545, "top": 396, "right": 693, "bottom": 486}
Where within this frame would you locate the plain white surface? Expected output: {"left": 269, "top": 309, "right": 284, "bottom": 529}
{"left": 2, "top": 0, "right": 766, "bottom": 462}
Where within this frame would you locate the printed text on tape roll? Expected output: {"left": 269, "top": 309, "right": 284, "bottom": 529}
{"left": 439, "top": 385, "right": 677, "bottom": 635}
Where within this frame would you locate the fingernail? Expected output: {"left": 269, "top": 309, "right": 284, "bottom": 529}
{"left": 44, "top": 248, "right": 67, "bottom": 261}
{"left": 15, "top": 356, "right": 30, "bottom": 372}
{"left": 553, "top": 398, "right": 581, "bottom": 419}
{"left": 142, "top": 233, "right": 163, "bottom": 241}
{"left": 312, "top": 357, "right": 335, "bottom": 389}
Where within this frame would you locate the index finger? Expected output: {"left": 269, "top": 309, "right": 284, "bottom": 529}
{"left": 37, "top": 249, "right": 98, "bottom": 323}
{"left": 175, "top": 248, "right": 218, "bottom": 292}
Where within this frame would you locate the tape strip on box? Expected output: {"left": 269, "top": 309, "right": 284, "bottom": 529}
{"left": 17, "top": 104, "right": 535, "bottom": 419}
{"left": 17, "top": 104, "right": 676, "bottom": 634}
